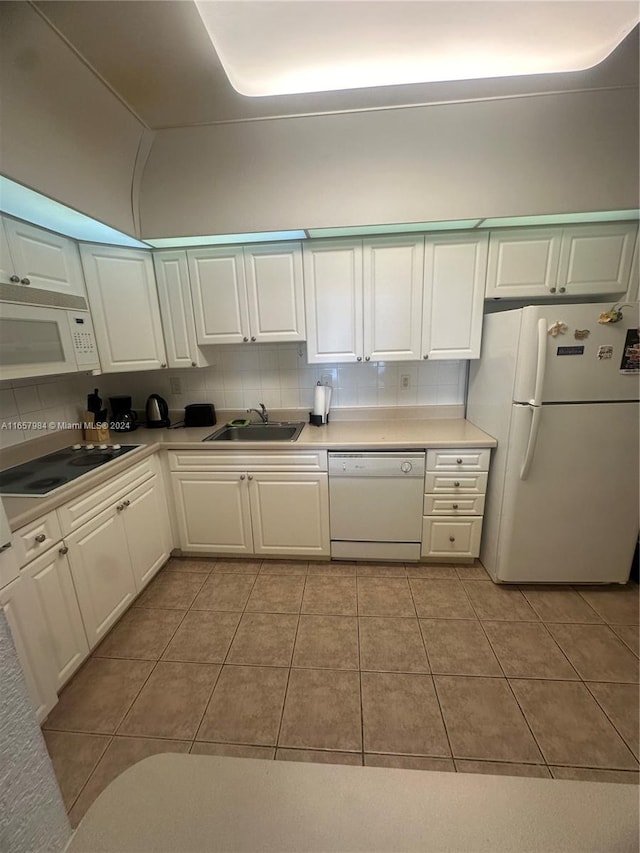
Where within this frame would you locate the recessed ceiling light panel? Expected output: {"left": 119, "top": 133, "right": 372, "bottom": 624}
{"left": 195, "top": 1, "right": 639, "bottom": 97}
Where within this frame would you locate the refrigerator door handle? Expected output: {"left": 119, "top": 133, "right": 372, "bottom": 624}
{"left": 520, "top": 404, "right": 542, "bottom": 480}
{"left": 529, "top": 318, "right": 548, "bottom": 406}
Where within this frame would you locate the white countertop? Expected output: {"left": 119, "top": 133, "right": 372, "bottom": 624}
{"left": 67, "top": 753, "right": 639, "bottom": 853}
{"left": 1, "top": 417, "right": 496, "bottom": 530}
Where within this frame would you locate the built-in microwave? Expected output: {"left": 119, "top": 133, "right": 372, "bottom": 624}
{"left": 0, "top": 283, "right": 101, "bottom": 380}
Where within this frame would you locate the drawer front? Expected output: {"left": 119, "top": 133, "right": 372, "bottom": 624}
{"left": 423, "top": 494, "right": 485, "bottom": 516}
{"left": 425, "top": 472, "right": 488, "bottom": 494}
{"left": 421, "top": 516, "right": 483, "bottom": 558}
{"left": 58, "top": 457, "right": 157, "bottom": 535}
{"left": 168, "top": 450, "right": 328, "bottom": 473}
{"left": 426, "top": 448, "right": 490, "bottom": 472}
{"left": 14, "top": 511, "right": 62, "bottom": 567}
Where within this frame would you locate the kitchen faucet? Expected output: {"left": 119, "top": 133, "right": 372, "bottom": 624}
{"left": 247, "top": 403, "right": 269, "bottom": 423}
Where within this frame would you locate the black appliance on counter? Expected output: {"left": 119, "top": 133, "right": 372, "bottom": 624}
{"left": 145, "top": 394, "right": 170, "bottom": 428}
{"left": 0, "top": 445, "right": 141, "bottom": 496}
{"left": 184, "top": 403, "right": 216, "bottom": 428}
{"left": 109, "top": 396, "right": 138, "bottom": 432}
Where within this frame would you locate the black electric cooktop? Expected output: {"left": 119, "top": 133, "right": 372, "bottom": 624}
{"left": 0, "top": 444, "right": 141, "bottom": 496}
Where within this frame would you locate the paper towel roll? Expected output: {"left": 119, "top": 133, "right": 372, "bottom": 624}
{"left": 313, "top": 383, "right": 325, "bottom": 416}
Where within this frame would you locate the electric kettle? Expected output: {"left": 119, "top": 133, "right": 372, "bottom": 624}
{"left": 145, "top": 394, "right": 170, "bottom": 428}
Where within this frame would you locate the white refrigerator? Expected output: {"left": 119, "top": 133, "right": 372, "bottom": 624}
{"left": 467, "top": 302, "right": 639, "bottom": 583}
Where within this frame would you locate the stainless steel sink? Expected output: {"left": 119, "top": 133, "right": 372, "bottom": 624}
{"left": 203, "top": 422, "right": 305, "bottom": 442}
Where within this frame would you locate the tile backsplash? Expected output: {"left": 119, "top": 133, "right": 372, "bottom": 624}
{"left": 0, "top": 374, "right": 88, "bottom": 448}
{"left": 0, "top": 344, "right": 467, "bottom": 447}
{"left": 95, "top": 343, "right": 468, "bottom": 416}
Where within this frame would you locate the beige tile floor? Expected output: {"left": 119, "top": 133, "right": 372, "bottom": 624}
{"left": 42, "top": 558, "right": 640, "bottom": 827}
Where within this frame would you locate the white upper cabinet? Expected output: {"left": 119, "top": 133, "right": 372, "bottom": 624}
{"left": 80, "top": 244, "right": 167, "bottom": 372}
{"left": 188, "top": 247, "right": 248, "bottom": 345}
{"left": 244, "top": 243, "right": 305, "bottom": 342}
{"left": 304, "top": 236, "right": 423, "bottom": 363}
{"left": 1, "top": 216, "right": 86, "bottom": 297}
{"left": 485, "top": 228, "right": 561, "bottom": 298}
{"left": 153, "top": 250, "right": 203, "bottom": 368}
{"left": 557, "top": 222, "right": 637, "bottom": 295}
{"left": 485, "top": 223, "right": 638, "bottom": 298}
{"left": 188, "top": 243, "right": 305, "bottom": 345}
{"left": 303, "top": 239, "right": 363, "bottom": 363}
{"left": 422, "top": 233, "right": 488, "bottom": 360}
{"left": 363, "top": 237, "right": 424, "bottom": 361}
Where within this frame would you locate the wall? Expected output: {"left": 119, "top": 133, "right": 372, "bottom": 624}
{"left": 140, "top": 87, "right": 639, "bottom": 237}
{"left": 93, "top": 343, "right": 467, "bottom": 416}
{"left": 0, "top": 613, "right": 71, "bottom": 853}
{"left": 0, "top": 374, "right": 88, "bottom": 449}
{"left": 0, "top": 2, "right": 148, "bottom": 237}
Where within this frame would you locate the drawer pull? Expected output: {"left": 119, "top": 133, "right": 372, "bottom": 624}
{"left": 116, "top": 503, "right": 125, "bottom": 512}
{"left": 34, "top": 533, "right": 46, "bottom": 543}
{"left": 454, "top": 481, "right": 460, "bottom": 487}
{"left": 123, "top": 500, "right": 131, "bottom": 507}
{"left": 449, "top": 536, "right": 455, "bottom": 542}
{"left": 456, "top": 458, "right": 463, "bottom": 464}
{"left": 452, "top": 503, "right": 459, "bottom": 509}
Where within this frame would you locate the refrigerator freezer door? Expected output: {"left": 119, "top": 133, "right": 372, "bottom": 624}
{"left": 494, "top": 401, "right": 639, "bottom": 583}
{"left": 513, "top": 302, "right": 639, "bottom": 404}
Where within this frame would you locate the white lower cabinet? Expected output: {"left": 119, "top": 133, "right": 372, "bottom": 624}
{"left": 66, "top": 504, "right": 137, "bottom": 649}
{"left": 0, "top": 575, "right": 58, "bottom": 722}
{"left": 171, "top": 472, "right": 253, "bottom": 555}
{"left": 421, "top": 517, "right": 483, "bottom": 559}
{"left": 64, "top": 471, "right": 171, "bottom": 648}
{"left": 122, "top": 476, "right": 173, "bottom": 588}
{"left": 249, "top": 472, "right": 329, "bottom": 557}
{"left": 170, "top": 451, "right": 330, "bottom": 558}
{"left": 23, "top": 545, "right": 89, "bottom": 691}
{"left": 422, "top": 447, "right": 490, "bottom": 560}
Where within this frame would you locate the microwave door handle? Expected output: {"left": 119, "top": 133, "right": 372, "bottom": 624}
{"left": 520, "top": 404, "right": 542, "bottom": 480}
{"left": 530, "top": 318, "right": 548, "bottom": 407}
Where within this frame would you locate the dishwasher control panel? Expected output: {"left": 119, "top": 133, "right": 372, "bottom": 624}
{"left": 328, "top": 452, "right": 425, "bottom": 478}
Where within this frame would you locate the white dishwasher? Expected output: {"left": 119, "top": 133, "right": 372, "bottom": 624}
{"left": 328, "top": 452, "right": 426, "bottom": 561}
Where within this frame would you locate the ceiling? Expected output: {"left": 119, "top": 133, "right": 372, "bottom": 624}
{"left": 32, "top": 1, "right": 640, "bottom": 130}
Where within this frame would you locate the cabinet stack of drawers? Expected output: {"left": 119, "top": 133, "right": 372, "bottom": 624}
{"left": 421, "top": 448, "right": 491, "bottom": 560}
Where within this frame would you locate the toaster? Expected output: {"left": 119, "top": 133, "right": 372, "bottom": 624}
{"left": 184, "top": 403, "right": 216, "bottom": 428}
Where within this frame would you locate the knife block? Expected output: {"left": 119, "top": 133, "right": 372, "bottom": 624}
{"left": 84, "top": 411, "right": 110, "bottom": 443}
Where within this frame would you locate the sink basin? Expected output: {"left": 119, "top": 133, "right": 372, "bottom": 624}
{"left": 203, "top": 422, "right": 305, "bottom": 442}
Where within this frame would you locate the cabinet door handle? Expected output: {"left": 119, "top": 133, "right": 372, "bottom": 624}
{"left": 116, "top": 503, "right": 125, "bottom": 511}
{"left": 247, "top": 474, "right": 253, "bottom": 480}
{"left": 423, "top": 354, "right": 429, "bottom": 359}
{"left": 123, "top": 500, "right": 130, "bottom": 507}
{"left": 59, "top": 546, "right": 69, "bottom": 556}
{"left": 456, "top": 458, "right": 463, "bottom": 464}
{"left": 9, "top": 274, "right": 20, "bottom": 283}
{"left": 243, "top": 337, "right": 249, "bottom": 343}
{"left": 550, "top": 287, "right": 557, "bottom": 293}
{"left": 20, "top": 277, "right": 30, "bottom": 285}
{"left": 365, "top": 356, "right": 370, "bottom": 361}
{"left": 454, "top": 481, "right": 460, "bottom": 487}
{"left": 251, "top": 336, "right": 257, "bottom": 342}
{"left": 191, "top": 361, "right": 197, "bottom": 367}
{"left": 559, "top": 287, "right": 566, "bottom": 294}
{"left": 452, "top": 503, "right": 459, "bottom": 509}
{"left": 356, "top": 356, "right": 362, "bottom": 362}
{"left": 449, "top": 536, "right": 456, "bottom": 542}
{"left": 34, "top": 533, "right": 46, "bottom": 543}
{"left": 240, "top": 474, "right": 246, "bottom": 480}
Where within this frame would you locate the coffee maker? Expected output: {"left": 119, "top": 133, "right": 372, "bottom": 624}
{"left": 109, "top": 396, "right": 138, "bottom": 432}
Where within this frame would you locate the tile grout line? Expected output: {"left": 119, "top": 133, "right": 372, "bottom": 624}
{"left": 273, "top": 567, "right": 307, "bottom": 756}
{"left": 192, "top": 560, "right": 262, "bottom": 743}
{"left": 581, "top": 681, "right": 640, "bottom": 764}
{"left": 356, "top": 565, "right": 365, "bottom": 765}
{"left": 406, "top": 570, "right": 455, "bottom": 766}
